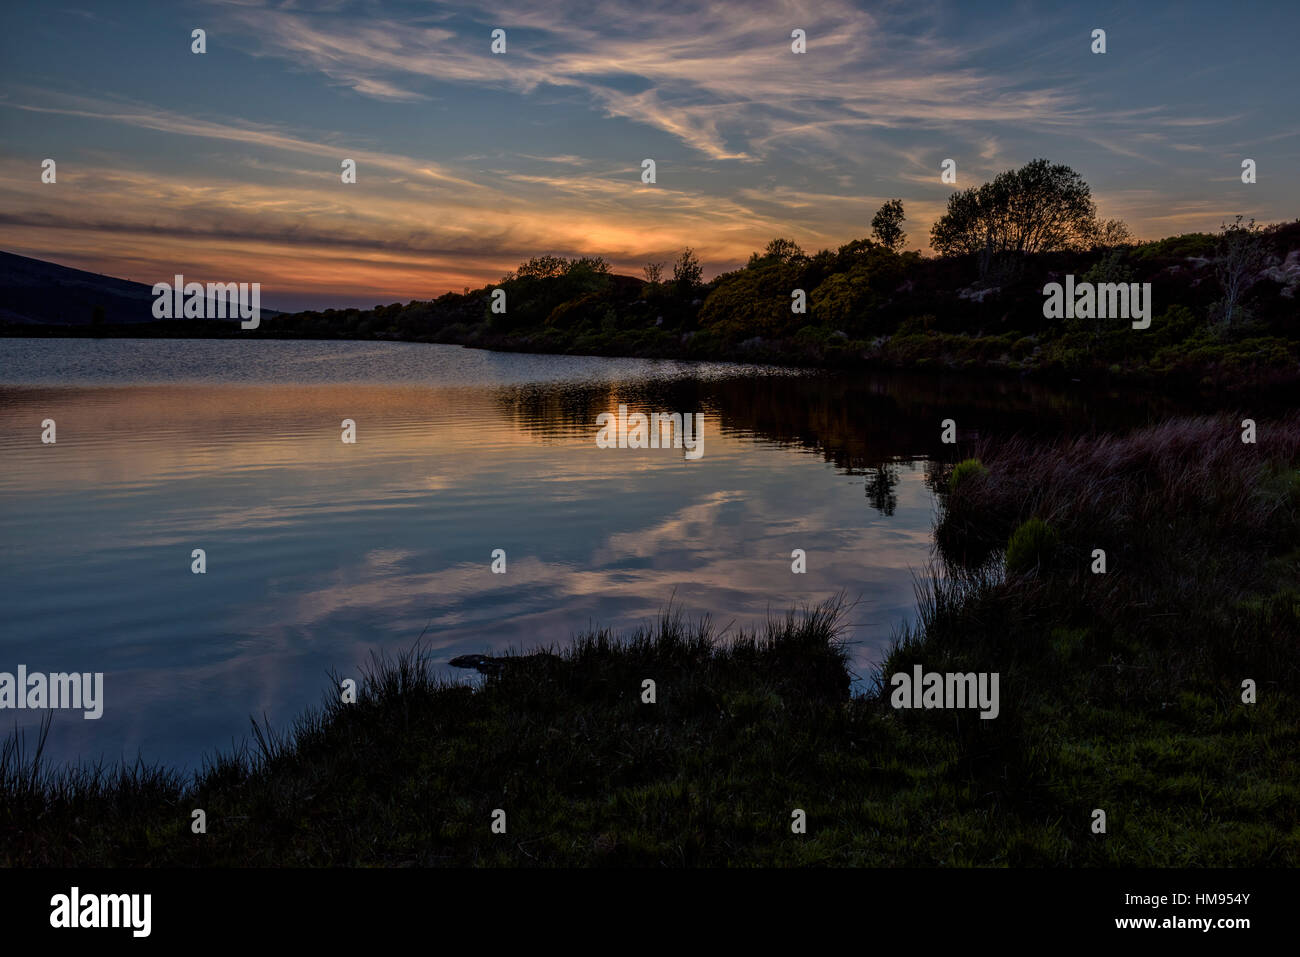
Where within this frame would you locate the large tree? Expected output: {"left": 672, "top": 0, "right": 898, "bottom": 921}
{"left": 930, "top": 159, "right": 1098, "bottom": 259}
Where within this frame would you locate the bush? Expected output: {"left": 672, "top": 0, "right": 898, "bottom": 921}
{"left": 949, "top": 458, "right": 988, "bottom": 492}
{"left": 1005, "top": 518, "right": 1059, "bottom": 575}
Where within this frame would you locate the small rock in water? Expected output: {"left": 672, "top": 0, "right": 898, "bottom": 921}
{"left": 450, "top": 653, "right": 505, "bottom": 675}
{"left": 450, "top": 652, "right": 559, "bottom": 676}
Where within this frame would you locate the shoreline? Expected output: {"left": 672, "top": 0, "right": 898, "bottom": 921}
{"left": 4, "top": 322, "right": 1297, "bottom": 399}
{"left": 4, "top": 413, "right": 1296, "bottom": 867}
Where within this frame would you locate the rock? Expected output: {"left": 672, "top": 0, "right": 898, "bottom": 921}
{"left": 1263, "top": 249, "right": 1300, "bottom": 298}
{"left": 957, "top": 285, "right": 1000, "bottom": 303}
{"left": 450, "top": 652, "right": 558, "bottom": 676}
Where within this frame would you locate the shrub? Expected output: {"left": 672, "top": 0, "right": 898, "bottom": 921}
{"left": 1005, "top": 517, "right": 1059, "bottom": 575}
{"left": 949, "top": 458, "right": 988, "bottom": 492}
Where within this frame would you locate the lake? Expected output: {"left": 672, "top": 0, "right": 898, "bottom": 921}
{"left": 0, "top": 338, "right": 1175, "bottom": 769}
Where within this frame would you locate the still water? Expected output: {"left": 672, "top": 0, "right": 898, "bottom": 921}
{"left": 0, "top": 338, "right": 1168, "bottom": 769}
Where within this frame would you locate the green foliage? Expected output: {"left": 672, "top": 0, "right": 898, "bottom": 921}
{"left": 1005, "top": 517, "right": 1059, "bottom": 574}
{"left": 492, "top": 255, "right": 613, "bottom": 331}
{"left": 949, "top": 458, "right": 988, "bottom": 492}
{"left": 1131, "top": 232, "right": 1216, "bottom": 261}
{"left": 1080, "top": 247, "right": 1134, "bottom": 286}
{"left": 895, "top": 314, "right": 935, "bottom": 335}
{"left": 808, "top": 268, "right": 876, "bottom": 330}
{"left": 806, "top": 243, "right": 913, "bottom": 335}
{"left": 699, "top": 260, "right": 808, "bottom": 339}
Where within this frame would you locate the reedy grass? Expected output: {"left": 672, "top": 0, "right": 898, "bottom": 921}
{"left": 4, "top": 414, "right": 1298, "bottom": 866}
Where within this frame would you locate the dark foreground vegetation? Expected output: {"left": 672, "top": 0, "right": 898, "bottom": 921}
{"left": 4, "top": 414, "right": 1296, "bottom": 866}
{"left": 7, "top": 161, "right": 1298, "bottom": 393}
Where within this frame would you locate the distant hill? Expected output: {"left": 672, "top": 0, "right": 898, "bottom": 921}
{"left": 0, "top": 251, "right": 280, "bottom": 325}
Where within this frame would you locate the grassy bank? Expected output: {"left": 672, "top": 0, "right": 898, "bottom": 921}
{"left": 3, "top": 415, "right": 1298, "bottom": 866}
{"left": 912, "top": 413, "right": 1300, "bottom": 864}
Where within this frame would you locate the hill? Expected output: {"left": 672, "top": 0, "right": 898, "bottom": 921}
{"left": 0, "top": 251, "right": 280, "bottom": 326}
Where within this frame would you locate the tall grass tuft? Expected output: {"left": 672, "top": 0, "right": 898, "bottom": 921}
{"left": 1005, "top": 517, "right": 1059, "bottom": 575}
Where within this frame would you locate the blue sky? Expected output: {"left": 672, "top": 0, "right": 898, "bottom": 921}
{"left": 1, "top": 0, "right": 1295, "bottom": 310}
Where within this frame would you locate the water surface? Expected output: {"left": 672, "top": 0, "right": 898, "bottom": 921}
{"left": 0, "top": 338, "right": 1168, "bottom": 768}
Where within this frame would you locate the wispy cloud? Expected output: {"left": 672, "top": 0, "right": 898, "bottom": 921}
{"left": 215, "top": 0, "right": 1099, "bottom": 161}
{"left": 0, "top": 0, "right": 1293, "bottom": 304}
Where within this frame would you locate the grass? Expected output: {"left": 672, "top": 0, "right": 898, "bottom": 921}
{"left": 3, "top": 415, "right": 1298, "bottom": 866}
{"left": 948, "top": 457, "right": 988, "bottom": 493}
{"left": 913, "top": 413, "right": 1300, "bottom": 863}
{"left": 1005, "top": 518, "right": 1060, "bottom": 575}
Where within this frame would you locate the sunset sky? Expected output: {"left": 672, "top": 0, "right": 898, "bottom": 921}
{"left": 1, "top": 0, "right": 1296, "bottom": 311}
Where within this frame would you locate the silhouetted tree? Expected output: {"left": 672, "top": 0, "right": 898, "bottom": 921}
{"left": 930, "top": 159, "right": 1098, "bottom": 264}
{"left": 1088, "top": 218, "right": 1133, "bottom": 249}
{"left": 672, "top": 247, "right": 703, "bottom": 290}
{"left": 747, "top": 237, "right": 807, "bottom": 269}
{"left": 870, "top": 199, "right": 906, "bottom": 251}
{"left": 504, "top": 255, "right": 609, "bottom": 282}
